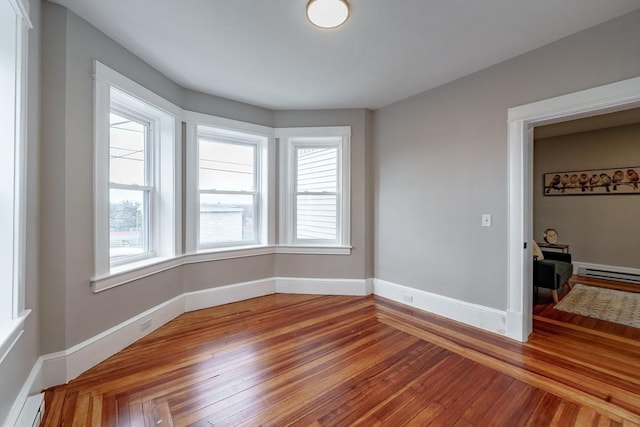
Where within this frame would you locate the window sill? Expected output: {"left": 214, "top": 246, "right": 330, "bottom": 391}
{"left": 274, "top": 245, "right": 352, "bottom": 255}
{"left": 184, "top": 245, "right": 274, "bottom": 264}
{"left": 92, "top": 256, "right": 182, "bottom": 293}
{"left": 91, "top": 244, "right": 353, "bottom": 293}
{"left": 0, "top": 309, "right": 31, "bottom": 364}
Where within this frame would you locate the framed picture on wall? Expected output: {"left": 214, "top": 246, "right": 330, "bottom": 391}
{"left": 543, "top": 166, "right": 640, "bottom": 196}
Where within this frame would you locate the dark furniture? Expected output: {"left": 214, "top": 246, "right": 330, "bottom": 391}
{"left": 533, "top": 250, "right": 573, "bottom": 304}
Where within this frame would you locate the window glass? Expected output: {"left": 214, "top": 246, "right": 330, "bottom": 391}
{"left": 109, "top": 188, "right": 147, "bottom": 259}
{"left": 199, "top": 193, "right": 255, "bottom": 245}
{"left": 198, "top": 139, "right": 254, "bottom": 192}
{"left": 109, "top": 112, "right": 147, "bottom": 186}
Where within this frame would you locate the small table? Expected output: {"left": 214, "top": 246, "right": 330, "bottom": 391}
{"left": 537, "top": 242, "right": 570, "bottom": 254}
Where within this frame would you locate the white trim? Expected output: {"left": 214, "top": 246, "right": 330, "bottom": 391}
{"left": 91, "top": 257, "right": 182, "bottom": 293}
{"left": 0, "top": 310, "right": 29, "bottom": 365}
{"left": 374, "top": 279, "right": 507, "bottom": 336}
{"left": 8, "top": 0, "right": 32, "bottom": 28}
{"left": 40, "top": 295, "right": 184, "bottom": 387}
{"left": 507, "top": 77, "right": 640, "bottom": 342}
{"left": 276, "top": 277, "right": 369, "bottom": 295}
{"left": 184, "top": 278, "right": 276, "bottom": 312}
{"left": 94, "top": 62, "right": 183, "bottom": 118}
{"left": 38, "top": 276, "right": 371, "bottom": 389}
{"left": 91, "top": 244, "right": 354, "bottom": 291}
{"left": 184, "top": 110, "right": 274, "bottom": 136}
{"left": 93, "top": 61, "right": 182, "bottom": 280}
{"left": 4, "top": 357, "right": 42, "bottom": 427}
{"left": 183, "top": 246, "right": 273, "bottom": 264}
{"left": 274, "top": 245, "right": 351, "bottom": 255}
{"left": 275, "top": 126, "right": 352, "bottom": 138}
{"left": 277, "top": 127, "right": 351, "bottom": 247}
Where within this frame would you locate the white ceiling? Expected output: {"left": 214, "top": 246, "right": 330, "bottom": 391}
{"left": 52, "top": 0, "right": 640, "bottom": 110}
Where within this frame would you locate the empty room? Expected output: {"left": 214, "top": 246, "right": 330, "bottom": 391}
{"left": 1, "top": 0, "right": 639, "bottom": 425}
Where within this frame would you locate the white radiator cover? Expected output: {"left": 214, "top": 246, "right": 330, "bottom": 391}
{"left": 574, "top": 262, "right": 640, "bottom": 285}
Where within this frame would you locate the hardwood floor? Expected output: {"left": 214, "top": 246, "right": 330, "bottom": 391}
{"left": 534, "top": 275, "right": 640, "bottom": 340}
{"left": 42, "top": 293, "right": 640, "bottom": 426}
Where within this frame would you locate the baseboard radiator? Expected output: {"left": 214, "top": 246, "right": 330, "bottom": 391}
{"left": 14, "top": 393, "right": 44, "bottom": 427}
{"left": 577, "top": 266, "right": 640, "bottom": 285}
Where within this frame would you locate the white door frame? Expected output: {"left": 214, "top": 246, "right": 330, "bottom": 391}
{"left": 506, "top": 76, "right": 640, "bottom": 342}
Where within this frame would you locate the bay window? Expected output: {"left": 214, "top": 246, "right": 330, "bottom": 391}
{"left": 93, "top": 61, "right": 181, "bottom": 288}
{"left": 186, "top": 116, "right": 271, "bottom": 252}
{"left": 277, "top": 127, "right": 351, "bottom": 248}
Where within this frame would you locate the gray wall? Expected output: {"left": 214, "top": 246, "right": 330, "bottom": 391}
{"left": 374, "top": 11, "right": 640, "bottom": 310}
{"left": 272, "top": 109, "right": 373, "bottom": 280}
{"left": 39, "top": 4, "right": 372, "bottom": 354}
{"left": 534, "top": 123, "right": 640, "bottom": 268}
{"left": 0, "top": 0, "right": 41, "bottom": 424}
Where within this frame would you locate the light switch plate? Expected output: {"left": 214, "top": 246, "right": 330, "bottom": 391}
{"left": 482, "top": 214, "right": 492, "bottom": 227}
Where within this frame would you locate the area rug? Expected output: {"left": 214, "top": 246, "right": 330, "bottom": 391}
{"left": 554, "top": 284, "right": 640, "bottom": 328}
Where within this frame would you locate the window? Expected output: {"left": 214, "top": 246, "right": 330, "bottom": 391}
{"left": 109, "top": 97, "right": 152, "bottom": 264}
{"left": 186, "top": 116, "right": 271, "bottom": 252}
{"left": 277, "top": 127, "right": 350, "bottom": 247}
{"left": 93, "top": 61, "right": 181, "bottom": 285}
{"left": 0, "top": 0, "right": 31, "bottom": 359}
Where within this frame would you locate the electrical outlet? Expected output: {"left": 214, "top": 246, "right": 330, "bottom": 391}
{"left": 140, "top": 318, "right": 152, "bottom": 331}
{"left": 403, "top": 294, "right": 413, "bottom": 303}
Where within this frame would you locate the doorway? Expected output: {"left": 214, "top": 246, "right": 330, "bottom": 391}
{"left": 505, "top": 77, "right": 640, "bottom": 342}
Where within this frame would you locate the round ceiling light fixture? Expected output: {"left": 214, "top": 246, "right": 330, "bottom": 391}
{"left": 306, "top": 0, "right": 350, "bottom": 29}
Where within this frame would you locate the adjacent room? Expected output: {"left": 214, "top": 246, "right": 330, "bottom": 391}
{"left": 1, "top": 0, "right": 639, "bottom": 425}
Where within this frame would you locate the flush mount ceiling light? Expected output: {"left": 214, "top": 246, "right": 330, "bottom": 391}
{"left": 306, "top": 0, "right": 350, "bottom": 29}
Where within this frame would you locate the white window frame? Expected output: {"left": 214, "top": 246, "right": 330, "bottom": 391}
{"left": 0, "top": 0, "right": 32, "bottom": 363}
{"left": 108, "top": 94, "right": 155, "bottom": 266}
{"left": 276, "top": 126, "right": 351, "bottom": 248}
{"left": 185, "top": 111, "right": 274, "bottom": 254}
{"left": 93, "top": 61, "right": 182, "bottom": 288}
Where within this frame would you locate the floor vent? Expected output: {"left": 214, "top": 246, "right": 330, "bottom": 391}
{"left": 577, "top": 266, "right": 640, "bottom": 285}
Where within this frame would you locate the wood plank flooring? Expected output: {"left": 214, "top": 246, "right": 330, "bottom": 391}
{"left": 534, "top": 275, "right": 640, "bottom": 340}
{"left": 42, "top": 293, "right": 640, "bottom": 426}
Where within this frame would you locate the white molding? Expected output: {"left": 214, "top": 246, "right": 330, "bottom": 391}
{"left": 4, "top": 357, "right": 42, "bottom": 427}
{"left": 10, "top": 275, "right": 516, "bottom": 420}
{"left": 183, "top": 246, "right": 274, "bottom": 264}
{"left": 374, "top": 279, "right": 507, "bottom": 336}
{"left": 275, "top": 126, "right": 352, "bottom": 138}
{"left": 0, "top": 310, "right": 29, "bottom": 365}
{"left": 184, "top": 110, "right": 274, "bottom": 136}
{"left": 184, "top": 279, "right": 277, "bottom": 312}
{"left": 276, "top": 277, "right": 370, "bottom": 296}
{"left": 94, "top": 61, "right": 183, "bottom": 118}
{"left": 40, "top": 295, "right": 184, "bottom": 387}
{"left": 274, "top": 245, "right": 351, "bottom": 255}
{"left": 507, "top": 77, "right": 640, "bottom": 342}
{"left": 91, "top": 257, "right": 183, "bottom": 293}
{"left": 37, "top": 276, "right": 369, "bottom": 391}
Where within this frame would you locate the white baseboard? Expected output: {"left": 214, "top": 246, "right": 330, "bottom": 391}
{"left": 373, "top": 279, "right": 507, "bottom": 336}
{"left": 34, "top": 276, "right": 366, "bottom": 392}
{"left": 14, "top": 275, "right": 502, "bottom": 425}
{"left": 184, "top": 278, "right": 277, "bottom": 312}
{"left": 276, "top": 277, "right": 370, "bottom": 295}
{"left": 40, "top": 294, "right": 185, "bottom": 388}
{"left": 4, "top": 358, "right": 43, "bottom": 427}
{"left": 506, "top": 309, "right": 528, "bottom": 342}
